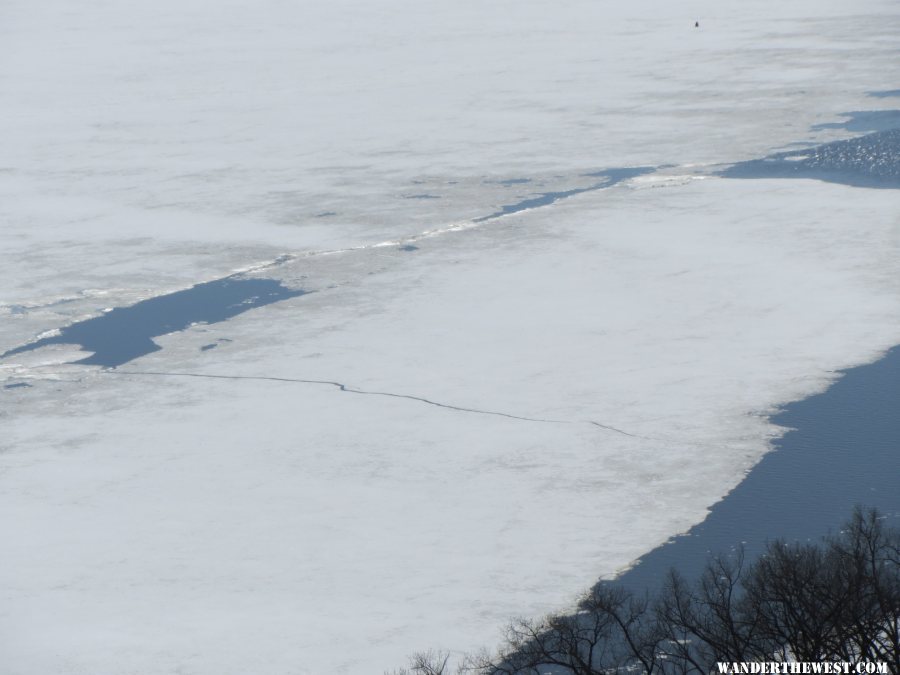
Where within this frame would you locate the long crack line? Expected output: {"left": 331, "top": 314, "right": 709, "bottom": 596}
{"left": 109, "top": 369, "right": 640, "bottom": 436}
{"left": 586, "top": 420, "right": 640, "bottom": 438}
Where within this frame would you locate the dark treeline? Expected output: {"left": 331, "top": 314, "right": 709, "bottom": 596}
{"left": 389, "top": 508, "right": 900, "bottom": 675}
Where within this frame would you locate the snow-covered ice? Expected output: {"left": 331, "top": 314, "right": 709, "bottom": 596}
{"left": 2, "top": 1, "right": 900, "bottom": 673}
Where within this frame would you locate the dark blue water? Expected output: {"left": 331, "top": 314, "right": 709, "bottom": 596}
{"left": 723, "top": 127, "right": 900, "bottom": 188}
{"left": 474, "top": 167, "right": 655, "bottom": 222}
{"left": 811, "top": 110, "right": 900, "bottom": 133}
{"left": 581, "top": 166, "right": 659, "bottom": 183}
{"left": 608, "top": 345, "right": 900, "bottom": 594}
{"left": 869, "top": 89, "right": 900, "bottom": 99}
{"left": 1, "top": 277, "right": 306, "bottom": 368}
{"left": 493, "top": 178, "right": 532, "bottom": 186}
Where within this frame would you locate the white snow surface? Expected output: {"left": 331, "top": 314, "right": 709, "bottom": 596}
{"left": 2, "top": 1, "right": 900, "bottom": 673}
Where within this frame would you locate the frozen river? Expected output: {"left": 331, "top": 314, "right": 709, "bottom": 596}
{"left": 605, "top": 120, "right": 900, "bottom": 594}
{"left": 614, "top": 342, "right": 900, "bottom": 595}
{"left": 2, "top": 1, "right": 900, "bottom": 674}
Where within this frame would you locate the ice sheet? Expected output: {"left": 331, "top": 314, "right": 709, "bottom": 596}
{"left": 4, "top": 177, "right": 900, "bottom": 674}
{"left": 3, "top": 1, "right": 900, "bottom": 673}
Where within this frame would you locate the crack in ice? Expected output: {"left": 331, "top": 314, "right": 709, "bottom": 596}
{"left": 109, "top": 369, "right": 641, "bottom": 436}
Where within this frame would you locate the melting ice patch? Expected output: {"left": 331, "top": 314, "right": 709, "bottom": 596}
{"left": 473, "top": 167, "right": 654, "bottom": 222}
{"left": 723, "top": 128, "right": 900, "bottom": 188}
{"left": 1, "top": 278, "right": 306, "bottom": 368}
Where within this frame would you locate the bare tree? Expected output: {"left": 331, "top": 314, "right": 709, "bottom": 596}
{"left": 386, "top": 649, "right": 452, "bottom": 675}
{"left": 825, "top": 508, "right": 900, "bottom": 670}
{"left": 656, "top": 548, "right": 771, "bottom": 674}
